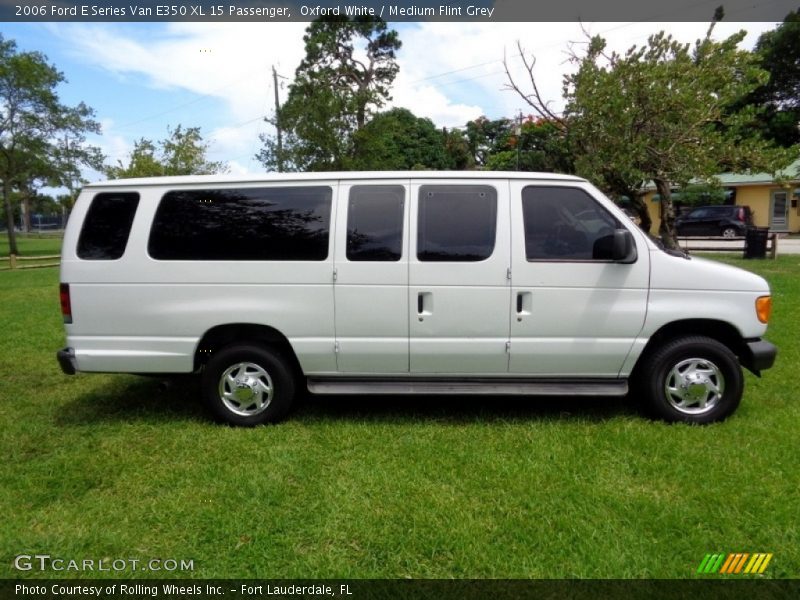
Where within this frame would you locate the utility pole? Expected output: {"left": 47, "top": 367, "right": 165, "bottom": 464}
{"left": 272, "top": 65, "right": 284, "bottom": 173}
{"left": 515, "top": 111, "right": 522, "bottom": 171}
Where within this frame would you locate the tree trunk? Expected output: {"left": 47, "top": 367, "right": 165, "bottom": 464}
{"left": 3, "top": 180, "right": 19, "bottom": 255}
{"left": 655, "top": 178, "right": 678, "bottom": 250}
{"left": 629, "top": 190, "right": 652, "bottom": 234}
{"left": 22, "top": 194, "right": 31, "bottom": 233}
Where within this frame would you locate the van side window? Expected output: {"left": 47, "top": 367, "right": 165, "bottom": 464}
{"left": 347, "top": 185, "right": 404, "bottom": 262}
{"left": 522, "top": 186, "right": 621, "bottom": 261}
{"left": 417, "top": 185, "right": 497, "bottom": 262}
{"left": 77, "top": 192, "right": 140, "bottom": 260}
{"left": 148, "top": 186, "right": 332, "bottom": 261}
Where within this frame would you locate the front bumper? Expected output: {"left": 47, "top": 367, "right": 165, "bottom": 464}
{"left": 57, "top": 347, "right": 77, "bottom": 375}
{"left": 741, "top": 339, "right": 777, "bottom": 376}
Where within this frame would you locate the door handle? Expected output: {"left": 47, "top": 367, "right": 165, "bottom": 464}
{"left": 516, "top": 291, "right": 531, "bottom": 320}
{"left": 417, "top": 292, "right": 432, "bottom": 320}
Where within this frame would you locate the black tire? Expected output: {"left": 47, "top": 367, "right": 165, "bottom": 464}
{"left": 201, "top": 344, "right": 295, "bottom": 426}
{"left": 636, "top": 336, "right": 743, "bottom": 424}
{"left": 721, "top": 226, "right": 738, "bottom": 238}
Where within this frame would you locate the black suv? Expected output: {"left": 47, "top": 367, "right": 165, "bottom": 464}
{"left": 675, "top": 205, "right": 753, "bottom": 238}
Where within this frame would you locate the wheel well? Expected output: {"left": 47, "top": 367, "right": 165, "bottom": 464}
{"left": 634, "top": 319, "right": 747, "bottom": 374}
{"left": 194, "top": 323, "right": 303, "bottom": 377}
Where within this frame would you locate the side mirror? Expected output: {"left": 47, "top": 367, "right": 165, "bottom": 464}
{"left": 612, "top": 229, "right": 637, "bottom": 263}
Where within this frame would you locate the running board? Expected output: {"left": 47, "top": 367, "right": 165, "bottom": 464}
{"left": 306, "top": 378, "right": 628, "bottom": 396}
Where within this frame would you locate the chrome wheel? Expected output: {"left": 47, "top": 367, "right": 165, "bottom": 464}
{"left": 218, "top": 362, "right": 273, "bottom": 417}
{"left": 721, "top": 228, "right": 737, "bottom": 238}
{"left": 664, "top": 357, "right": 724, "bottom": 415}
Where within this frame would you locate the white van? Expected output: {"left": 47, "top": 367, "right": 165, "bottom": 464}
{"left": 56, "top": 172, "right": 776, "bottom": 425}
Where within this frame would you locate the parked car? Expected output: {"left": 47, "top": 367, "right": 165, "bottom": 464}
{"left": 57, "top": 172, "right": 776, "bottom": 426}
{"left": 675, "top": 205, "right": 752, "bottom": 238}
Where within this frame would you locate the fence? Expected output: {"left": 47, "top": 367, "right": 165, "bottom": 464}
{"left": 0, "top": 253, "right": 61, "bottom": 271}
{"left": 677, "top": 233, "right": 778, "bottom": 259}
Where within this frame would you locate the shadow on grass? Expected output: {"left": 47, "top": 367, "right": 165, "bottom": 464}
{"left": 56, "top": 376, "right": 638, "bottom": 427}
{"left": 294, "top": 393, "right": 637, "bottom": 424}
{"left": 55, "top": 375, "right": 209, "bottom": 427}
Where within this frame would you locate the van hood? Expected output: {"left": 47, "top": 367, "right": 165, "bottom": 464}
{"left": 649, "top": 250, "right": 770, "bottom": 293}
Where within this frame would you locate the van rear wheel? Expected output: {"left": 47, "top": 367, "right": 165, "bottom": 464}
{"left": 201, "top": 344, "right": 295, "bottom": 426}
{"left": 637, "top": 336, "right": 743, "bottom": 424}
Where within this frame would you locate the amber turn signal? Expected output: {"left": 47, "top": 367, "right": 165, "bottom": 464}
{"left": 756, "top": 296, "right": 772, "bottom": 324}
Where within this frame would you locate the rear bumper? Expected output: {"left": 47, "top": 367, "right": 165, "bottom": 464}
{"left": 741, "top": 339, "right": 777, "bottom": 375}
{"left": 57, "top": 347, "right": 77, "bottom": 375}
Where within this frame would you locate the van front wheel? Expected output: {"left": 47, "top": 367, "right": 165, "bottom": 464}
{"left": 201, "top": 344, "right": 295, "bottom": 426}
{"left": 638, "top": 336, "right": 743, "bottom": 424}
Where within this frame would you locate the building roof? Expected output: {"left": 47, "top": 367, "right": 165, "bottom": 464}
{"left": 715, "top": 158, "right": 800, "bottom": 186}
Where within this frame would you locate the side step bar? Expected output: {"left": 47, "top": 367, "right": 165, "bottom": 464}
{"left": 306, "top": 377, "right": 628, "bottom": 396}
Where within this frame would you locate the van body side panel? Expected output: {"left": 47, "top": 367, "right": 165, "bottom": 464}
{"left": 62, "top": 183, "right": 338, "bottom": 375}
{"left": 333, "top": 182, "right": 410, "bottom": 373}
{"left": 408, "top": 180, "right": 511, "bottom": 374}
{"left": 508, "top": 182, "right": 650, "bottom": 377}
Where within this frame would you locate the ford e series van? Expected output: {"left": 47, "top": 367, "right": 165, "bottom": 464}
{"left": 56, "top": 172, "right": 776, "bottom": 425}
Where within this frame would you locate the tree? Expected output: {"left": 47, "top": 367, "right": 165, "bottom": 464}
{"left": 507, "top": 25, "right": 796, "bottom": 246}
{"left": 349, "top": 108, "right": 453, "bottom": 170}
{"left": 479, "top": 117, "right": 574, "bottom": 173}
{"left": 569, "top": 30, "right": 796, "bottom": 246}
{"left": 747, "top": 9, "right": 800, "bottom": 147}
{"left": 0, "top": 35, "right": 102, "bottom": 253}
{"left": 105, "top": 125, "right": 227, "bottom": 179}
{"left": 258, "top": 16, "right": 401, "bottom": 171}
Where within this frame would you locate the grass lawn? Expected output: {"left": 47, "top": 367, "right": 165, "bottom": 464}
{"left": 1, "top": 256, "right": 798, "bottom": 579}
{"left": 0, "top": 232, "right": 63, "bottom": 258}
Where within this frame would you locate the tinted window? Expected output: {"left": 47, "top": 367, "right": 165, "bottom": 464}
{"left": 77, "top": 192, "right": 139, "bottom": 260}
{"left": 688, "top": 208, "right": 709, "bottom": 219}
{"left": 347, "top": 185, "right": 405, "bottom": 261}
{"left": 148, "top": 186, "right": 332, "bottom": 261}
{"left": 522, "top": 186, "right": 621, "bottom": 261}
{"left": 417, "top": 185, "right": 497, "bottom": 262}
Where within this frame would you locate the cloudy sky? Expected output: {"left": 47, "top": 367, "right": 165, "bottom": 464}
{"left": 0, "top": 20, "right": 780, "bottom": 178}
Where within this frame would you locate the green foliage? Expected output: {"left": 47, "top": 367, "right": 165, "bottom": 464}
{"left": 258, "top": 17, "right": 401, "bottom": 172}
{"left": 674, "top": 182, "right": 727, "bottom": 207}
{"left": 105, "top": 125, "right": 227, "bottom": 179}
{"left": 747, "top": 9, "right": 800, "bottom": 147}
{"left": 0, "top": 35, "right": 102, "bottom": 254}
{"left": 473, "top": 117, "right": 573, "bottom": 173}
{"left": 564, "top": 29, "right": 796, "bottom": 247}
{"left": 349, "top": 108, "right": 453, "bottom": 170}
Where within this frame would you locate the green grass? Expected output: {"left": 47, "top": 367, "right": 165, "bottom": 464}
{"left": 1, "top": 257, "right": 798, "bottom": 579}
{"left": 0, "top": 232, "right": 63, "bottom": 258}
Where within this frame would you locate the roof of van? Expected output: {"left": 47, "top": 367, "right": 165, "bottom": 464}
{"left": 85, "top": 171, "right": 586, "bottom": 188}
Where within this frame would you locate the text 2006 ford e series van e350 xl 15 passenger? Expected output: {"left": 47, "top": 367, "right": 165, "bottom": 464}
{"left": 56, "top": 171, "right": 777, "bottom": 426}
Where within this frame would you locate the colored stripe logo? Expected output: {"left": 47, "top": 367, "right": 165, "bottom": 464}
{"left": 697, "top": 553, "right": 773, "bottom": 574}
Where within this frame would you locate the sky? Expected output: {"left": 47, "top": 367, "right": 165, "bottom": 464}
{"left": 0, "top": 19, "right": 781, "bottom": 180}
